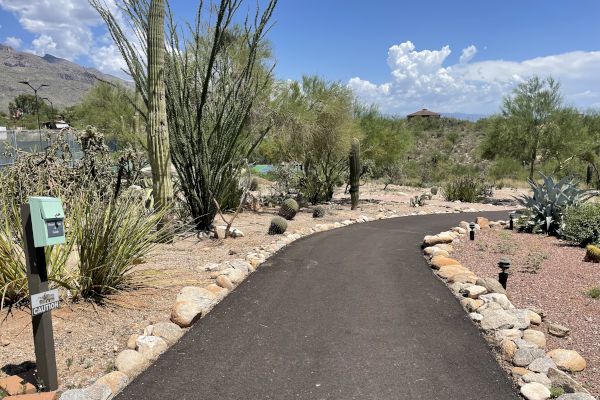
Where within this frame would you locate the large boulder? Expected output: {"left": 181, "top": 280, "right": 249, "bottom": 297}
{"left": 136, "top": 336, "right": 168, "bottom": 361}
{"left": 547, "top": 349, "right": 587, "bottom": 372}
{"left": 171, "top": 287, "right": 218, "bottom": 327}
{"left": 430, "top": 256, "right": 461, "bottom": 269}
{"left": 479, "top": 293, "right": 513, "bottom": 309}
{"left": 480, "top": 309, "right": 519, "bottom": 330}
{"left": 423, "top": 234, "right": 454, "bottom": 246}
{"left": 528, "top": 357, "right": 556, "bottom": 374}
{"left": 151, "top": 322, "right": 183, "bottom": 346}
{"left": 437, "top": 265, "right": 470, "bottom": 279}
{"left": 461, "top": 285, "right": 487, "bottom": 299}
{"left": 523, "top": 329, "right": 546, "bottom": 349}
{"left": 505, "top": 309, "right": 531, "bottom": 330}
{"left": 476, "top": 277, "right": 507, "bottom": 295}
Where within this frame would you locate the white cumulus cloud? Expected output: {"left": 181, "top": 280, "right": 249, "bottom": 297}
{"left": 3, "top": 35, "right": 22, "bottom": 48}
{"left": 348, "top": 41, "right": 600, "bottom": 116}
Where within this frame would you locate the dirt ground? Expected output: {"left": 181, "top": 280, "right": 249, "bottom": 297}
{"left": 0, "top": 182, "right": 518, "bottom": 390}
{"left": 453, "top": 229, "right": 600, "bottom": 397}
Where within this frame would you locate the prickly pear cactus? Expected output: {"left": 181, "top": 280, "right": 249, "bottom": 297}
{"left": 269, "top": 216, "right": 288, "bottom": 235}
{"left": 349, "top": 138, "right": 360, "bottom": 210}
{"left": 278, "top": 198, "right": 299, "bottom": 220}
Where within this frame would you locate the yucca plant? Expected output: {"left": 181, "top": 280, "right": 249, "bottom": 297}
{"left": 0, "top": 200, "right": 27, "bottom": 308}
{"left": 516, "top": 174, "right": 595, "bottom": 236}
{"left": 71, "top": 193, "right": 170, "bottom": 299}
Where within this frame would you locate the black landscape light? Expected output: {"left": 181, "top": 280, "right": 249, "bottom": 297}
{"left": 469, "top": 222, "right": 475, "bottom": 240}
{"left": 18, "top": 81, "right": 49, "bottom": 145}
{"left": 498, "top": 258, "right": 511, "bottom": 289}
{"left": 509, "top": 212, "right": 516, "bottom": 230}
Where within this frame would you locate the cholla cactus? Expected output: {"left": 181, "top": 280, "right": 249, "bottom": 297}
{"left": 279, "top": 198, "right": 299, "bottom": 220}
{"left": 312, "top": 205, "right": 325, "bottom": 218}
{"left": 269, "top": 216, "right": 288, "bottom": 235}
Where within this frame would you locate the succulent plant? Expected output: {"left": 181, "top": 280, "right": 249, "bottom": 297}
{"left": 268, "top": 216, "right": 288, "bottom": 235}
{"left": 349, "top": 138, "right": 360, "bottom": 210}
{"left": 278, "top": 198, "right": 299, "bottom": 220}
{"left": 312, "top": 205, "right": 325, "bottom": 218}
{"left": 430, "top": 187, "right": 438, "bottom": 196}
{"left": 516, "top": 174, "right": 595, "bottom": 236}
{"left": 249, "top": 176, "right": 259, "bottom": 191}
{"left": 585, "top": 244, "right": 600, "bottom": 263}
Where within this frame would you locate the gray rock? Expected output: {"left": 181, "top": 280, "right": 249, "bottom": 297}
{"left": 481, "top": 309, "right": 519, "bottom": 330}
{"left": 83, "top": 383, "right": 113, "bottom": 400}
{"left": 60, "top": 389, "right": 92, "bottom": 400}
{"left": 227, "top": 268, "right": 246, "bottom": 284}
{"left": 520, "top": 382, "right": 551, "bottom": 400}
{"left": 506, "top": 309, "right": 531, "bottom": 330}
{"left": 229, "top": 259, "right": 251, "bottom": 274}
{"left": 115, "top": 349, "right": 148, "bottom": 377}
{"left": 547, "top": 367, "right": 590, "bottom": 394}
{"left": 513, "top": 347, "right": 547, "bottom": 367}
{"left": 95, "top": 371, "right": 129, "bottom": 395}
{"left": 479, "top": 293, "right": 513, "bottom": 309}
{"left": 528, "top": 357, "right": 556, "bottom": 374}
{"left": 522, "top": 372, "right": 552, "bottom": 388}
{"left": 495, "top": 328, "right": 523, "bottom": 342}
{"left": 203, "top": 262, "right": 223, "bottom": 272}
{"left": 476, "top": 277, "right": 507, "bottom": 295}
{"left": 548, "top": 323, "right": 570, "bottom": 338}
{"left": 556, "top": 394, "right": 596, "bottom": 400}
{"left": 152, "top": 322, "right": 183, "bottom": 346}
{"left": 514, "top": 338, "right": 539, "bottom": 349}
{"left": 136, "top": 336, "right": 168, "bottom": 360}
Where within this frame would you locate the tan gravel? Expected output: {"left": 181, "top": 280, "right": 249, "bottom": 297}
{"left": 0, "top": 182, "right": 515, "bottom": 390}
{"left": 453, "top": 228, "right": 600, "bottom": 397}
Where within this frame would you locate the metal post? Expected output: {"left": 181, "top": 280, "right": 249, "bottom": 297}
{"left": 469, "top": 222, "right": 475, "bottom": 241}
{"left": 20, "top": 204, "right": 58, "bottom": 391}
{"left": 498, "top": 258, "right": 511, "bottom": 289}
{"left": 509, "top": 212, "right": 515, "bottom": 230}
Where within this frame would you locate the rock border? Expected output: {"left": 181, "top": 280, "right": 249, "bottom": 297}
{"left": 422, "top": 217, "right": 595, "bottom": 400}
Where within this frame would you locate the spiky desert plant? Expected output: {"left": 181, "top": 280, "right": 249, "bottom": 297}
{"left": 584, "top": 244, "right": 600, "bottom": 263}
{"left": 279, "top": 198, "right": 299, "bottom": 220}
{"left": 349, "top": 138, "right": 360, "bottom": 210}
{"left": 312, "top": 205, "right": 325, "bottom": 218}
{"left": 268, "top": 216, "right": 287, "bottom": 235}
{"left": 516, "top": 174, "right": 595, "bottom": 235}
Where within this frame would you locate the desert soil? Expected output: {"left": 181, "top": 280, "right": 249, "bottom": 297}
{"left": 453, "top": 228, "right": 600, "bottom": 397}
{"left": 0, "top": 182, "right": 517, "bottom": 390}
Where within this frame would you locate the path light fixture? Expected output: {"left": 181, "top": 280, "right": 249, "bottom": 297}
{"left": 509, "top": 212, "right": 516, "bottom": 230}
{"left": 469, "top": 222, "right": 476, "bottom": 241}
{"left": 498, "top": 258, "right": 511, "bottom": 289}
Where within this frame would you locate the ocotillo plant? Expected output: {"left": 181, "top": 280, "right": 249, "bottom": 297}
{"left": 349, "top": 138, "right": 360, "bottom": 210}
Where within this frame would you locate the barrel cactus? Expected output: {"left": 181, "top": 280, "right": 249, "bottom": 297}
{"left": 312, "top": 205, "right": 325, "bottom": 218}
{"left": 269, "top": 216, "right": 288, "bottom": 235}
{"left": 349, "top": 138, "right": 360, "bottom": 210}
{"left": 430, "top": 187, "right": 438, "bottom": 196}
{"left": 278, "top": 198, "right": 299, "bottom": 220}
{"left": 249, "top": 176, "right": 259, "bottom": 191}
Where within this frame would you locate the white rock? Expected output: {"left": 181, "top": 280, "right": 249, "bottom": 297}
{"left": 136, "top": 335, "right": 168, "bottom": 360}
{"left": 464, "top": 285, "right": 487, "bottom": 299}
{"left": 479, "top": 293, "right": 513, "bottom": 310}
{"left": 152, "top": 322, "right": 183, "bottom": 346}
{"left": 522, "top": 372, "right": 552, "bottom": 388}
{"left": 115, "top": 349, "right": 148, "bottom": 377}
{"left": 520, "top": 382, "right": 551, "bottom": 400}
{"left": 528, "top": 357, "right": 556, "bottom": 374}
{"left": 469, "top": 312, "right": 483, "bottom": 321}
{"left": 481, "top": 309, "right": 519, "bottom": 330}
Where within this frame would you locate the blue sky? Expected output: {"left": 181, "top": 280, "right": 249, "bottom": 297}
{"left": 1, "top": 0, "right": 600, "bottom": 115}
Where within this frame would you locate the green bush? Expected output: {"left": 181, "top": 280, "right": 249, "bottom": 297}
{"left": 72, "top": 193, "right": 170, "bottom": 299}
{"left": 562, "top": 203, "right": 600, "bottom": 246}
{"left": 268, "top": 216, "right": 287, "bottom": 235}
{"left": 442, "top": 176, "right": 483, "bottom": 203}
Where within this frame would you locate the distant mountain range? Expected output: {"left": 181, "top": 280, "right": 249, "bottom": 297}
{"left": 0, "top": 44, "right": 129, "bottom": 113}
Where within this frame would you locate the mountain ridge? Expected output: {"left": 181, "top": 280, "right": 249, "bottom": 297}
{"left": 0, "top": 44, "right": 130, "bottom": 113}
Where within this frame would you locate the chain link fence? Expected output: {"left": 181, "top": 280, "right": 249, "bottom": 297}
{"left": 0, "top": 130, "right": 83, "bottom": 167}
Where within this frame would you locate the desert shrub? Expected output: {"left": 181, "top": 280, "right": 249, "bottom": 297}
{"left": 249, "top": 177, "right": 259, "bottom": 191}
{"left": 278, "top": 198, "right": 299, "bottom": 220}
{"left": 409, "top": 194, "right": 428, "bottom": 207}
{"left": 312, "top": 205, "right": 325, "bottom": 218}
{"left": 549, "top": 387, "right": 565, "bottom": 398}
{"left": 268, "top": 216, "right": 287, "bottom": 235}
{"left": 562, "top": 203, "right": 600, "bottom": 246}
{"left": 443, "top": 176, "right": 483, "bottom": 203}
{"left": 586, "top": 287, "right": 600, "bottom": 299}
{"left": 517, "top": 174, "right": 594, "bottom": 235}
{"left": 71, "top": 193, "right": 170, "bottom": 299}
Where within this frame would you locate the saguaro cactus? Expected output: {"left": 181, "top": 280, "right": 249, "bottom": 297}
{"left": 147, "top": 0, "right": 173, "bottom": 222}
{"left": 349, "top": 138, "right": 360, "bottom": 210}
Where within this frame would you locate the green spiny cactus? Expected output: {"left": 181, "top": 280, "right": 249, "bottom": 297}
{"left": 349, "top": 138, "right": 360, "bottom": 210}
{"left": 269, "top": 216, "right": 288, "bottom": 235}
{"left": 312, "top": 205, "right": 325, "bottom": 218}
{"left": 279, "top": 198, "right": 299, "bottom": 220}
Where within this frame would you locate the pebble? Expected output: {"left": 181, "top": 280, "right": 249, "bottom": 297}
{"left": 548, "top": 323, "right": 570, "bottom": 338}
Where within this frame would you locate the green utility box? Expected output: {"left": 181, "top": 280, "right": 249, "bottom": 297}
{"left": 29, "top": 197, "right": 66, "bottom": 248}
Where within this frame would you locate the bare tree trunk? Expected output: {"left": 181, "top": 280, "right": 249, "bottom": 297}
{"left": 147, "top": 0, "right": 173, "bottom": 230}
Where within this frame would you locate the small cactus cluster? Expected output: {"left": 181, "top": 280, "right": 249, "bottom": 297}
{"left": 430, "top": 187, "right": 438, "bottom": 196}
{"left": 409, "top": 194, "right": 429, "bottom": 207}
{"left": 585, "top": 244, "right": 600, "bottom": 263}
{"left": 278, "top": 198, "right": 299, "bottom": 220}
{"left": 269, "top": 216, "right": 288, "bottom": 235}
{"left": 249, "top": 176, "right": 259, "bottom": 191}
{"left": 312, "top": 205, "right": 325, "bottom": 218}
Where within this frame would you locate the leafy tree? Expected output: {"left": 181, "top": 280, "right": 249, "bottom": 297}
{"left": 8, "top": 94, "right": 51, "bottom": 119}
{"left": 482, "top": 76, "right": 585, "bottom": 179}
{"left": 264, "top": 76, "right": 362, "bottom": 203}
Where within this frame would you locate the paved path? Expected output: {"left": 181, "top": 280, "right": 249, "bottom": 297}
{"left": 116, "top": 212, "right": 519, "bottom": 400}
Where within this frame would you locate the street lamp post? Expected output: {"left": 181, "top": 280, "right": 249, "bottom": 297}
{"left": 42, "top": 98, "right": 54, "bottom": 128}
{"left": 18, "top": 81, "right": 48, "bottom": 145}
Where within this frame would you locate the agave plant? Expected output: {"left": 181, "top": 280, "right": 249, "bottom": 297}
{"left": 516, "top": 174, "right": 595, "bottom": 235}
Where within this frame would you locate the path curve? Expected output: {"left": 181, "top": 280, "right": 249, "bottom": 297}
{"left": 116, "top": 211, "right": 519, "bottom": 400}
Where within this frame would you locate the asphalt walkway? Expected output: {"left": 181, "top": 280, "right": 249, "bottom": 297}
{"left": 116, "top": 211, "right": 519, "bottom": 400}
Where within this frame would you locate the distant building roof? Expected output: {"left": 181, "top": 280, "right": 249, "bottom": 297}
{"left": 407, "top": 108, "right": 441, "bottom": 117}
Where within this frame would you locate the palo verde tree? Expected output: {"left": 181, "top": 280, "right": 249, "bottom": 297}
{"left": 482, "top": 76, "right": 585, "bottom": 180}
